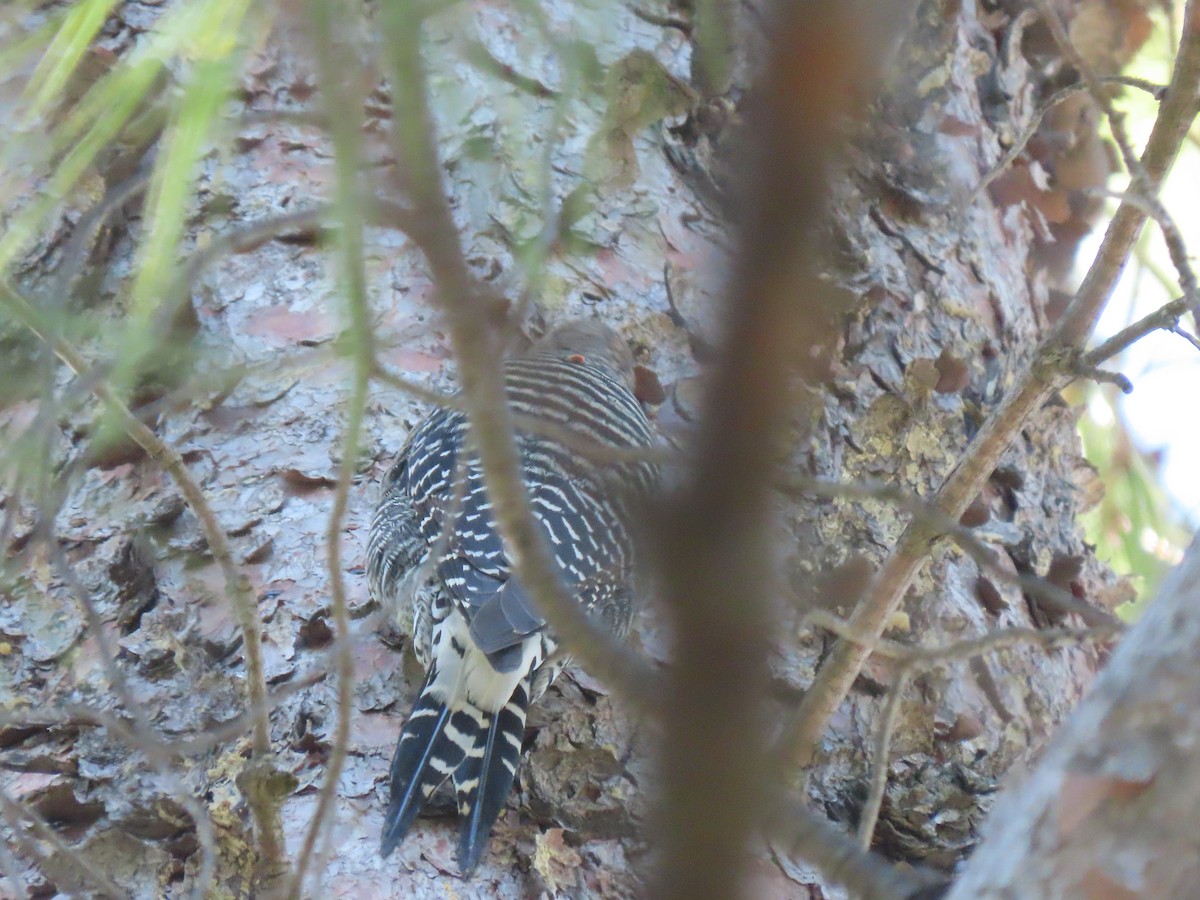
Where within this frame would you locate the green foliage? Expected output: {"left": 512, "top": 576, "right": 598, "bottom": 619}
{"left": 1077, "top": 386, "right": 1189, "bottom": 617}
{"left": 0, "top": 0, "right": 272, "bottom": 472}
{"left": 1074, "top": 2, "right": 1199, "bottom": 616}
{"left": 22, "top": 0, "right": 121, "bottom": 122}
{"left": 1, "top": 0, "right": 263, "bottom": 357}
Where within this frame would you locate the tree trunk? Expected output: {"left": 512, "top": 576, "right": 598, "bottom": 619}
{"left": 949, "top": 534, "right": 1200, "bottom": 898}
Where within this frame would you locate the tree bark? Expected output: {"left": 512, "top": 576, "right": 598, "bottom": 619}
{"left": 949, "top": 534, "right": 1200, "bottom": 899}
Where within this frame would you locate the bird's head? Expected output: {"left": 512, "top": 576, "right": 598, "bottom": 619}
{"left": 531, "top": 319, "right": 636, "bottom": 391}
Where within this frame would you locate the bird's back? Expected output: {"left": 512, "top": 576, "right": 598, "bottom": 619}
{"left": 374, "top": 351, "right": 657, "bottom": 669}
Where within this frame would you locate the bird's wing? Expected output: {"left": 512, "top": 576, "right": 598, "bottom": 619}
{"left": 437, "top": 554, "right": 540, "bottom": 642}
{"left": 368, "top": 437, "right": 429, "bottom": 606}
{"left": 448, "top": 558, "right": 631, "bottom": 673}
{"left": 470, "top": 578, "right": 546, "bottom": 652}
{"left": 433, "top": 554, "right": 534, "bottom": 672}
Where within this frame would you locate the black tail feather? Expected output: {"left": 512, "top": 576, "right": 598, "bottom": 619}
{"left": 454, "top": 682, "right": 530, "bottom": 874}
{"left": 381, "top": 681, "right": 457, "bottom": 858}
{"left": 381, "top": 676, "right": 531, "bottom": 871}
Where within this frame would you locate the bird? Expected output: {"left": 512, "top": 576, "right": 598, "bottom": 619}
{"left": 367, "top": 319, "right": 659, "bottom": 874}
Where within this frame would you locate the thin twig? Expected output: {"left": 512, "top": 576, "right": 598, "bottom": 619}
{"left": 802, "top": 610, "right": 1121, "bottom": 852}
{"left": 234, "top": 109, "right": 330, "bottom": 130}
{"left": 965, "top": 75, "right": 1165, "bottom": 210}
{"left": 46, "top": 107, "right": 336, "bottom": 304}
{"left": 767, "top": 795, "right": 940, "bottom": 900}
{"left": 376, "top": 2, "right": 661, "bottom": 707}
{"left": 805, "top": 607, "right": 1121, "bottom": 667}
{"left": 627, "top": 4, "right": 692, "bottom": 34}
{"left": 857, "top": 666, "right": 911, "bottom": 852}
{"left": 1072, "top": 361, "right": 1134, "bottom": 393}
{"left": 1171, "top": 325, "right": 1200, "bottom": 353}
{"left": 373, "top": 362, "right": 675, "bottom": 467}
{"left": 1035, "top": 0, "right": 1200, "bottom": 335}
{"left": 1032, "top": 1, "right": 1149, "bottom": 193}
{"left": 45, "top": 539, "right": 218, "bottom": 896}
{"left": 158, "top": 199, "right": 415, "bottom": 370}
{"left": 462, "top": 39, "right": 559, "bottom": 98}
{"left": 171, "top": 195, "right": 410, "bottom": 320}
{"left": 507, "top": 41, "right": 579, "bottom": 337}
{"left": 178, "top": 204, "right": 333, "bottom": 289}
{"left": 786, "top": 476, "right": 1124, "bottom": 629}
{"left": 946, "top": 533, "right": 1200, "bottom": 895}
{"left": 0, "top": 827, "right": 25, "bottom": 900}
{"left": 0, "top": 788, "right": 125, "bottom": 898}
{"left": 1085, "top": 187, "right": 1199, "bottom": 313}
{"left": 37, "top": 204, "right": 340, "bottom": 437}
{"left": 0, "top": 667, "right": 327, "bottom": 757}
{"left": 284, "top": 4, "right": 372, "bottom": 894}
{"left": 0, "top": 277, "right": 279, "bottom": 868}
{"left": 52, "top": 165, "right": 153, "bottom": 301}
{"left": 1085, "top": 294, "right": 1193, "bottom": 364}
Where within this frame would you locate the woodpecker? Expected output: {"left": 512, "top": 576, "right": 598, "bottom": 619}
{"left": 367, "top": 320, "right": 658, "bottom": 873}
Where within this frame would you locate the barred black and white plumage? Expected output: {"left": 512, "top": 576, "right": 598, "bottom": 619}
{"left": 367, "top": 320, "right": 658, "bottom": 874}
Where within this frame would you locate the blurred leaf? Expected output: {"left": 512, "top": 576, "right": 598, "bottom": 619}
{"left": 0, "top": 55, "right": 162, "bottom": 275}
{"left": 22, "top": 0, "right": 121, "bottom": 123}
{"left": 584, "top": 49, "right": 696, "bottom": 189}
{"left": 0, "top": 0, "right": 257, "bottom": 279}
{"left": 0, "top": 10, "right": 65, "bottom": 81}
{"left": 120, "top": 49, "right": 243, "bottom": 377}
{"left": 1076, "top": 385, "right": 1188, "bottom": 618}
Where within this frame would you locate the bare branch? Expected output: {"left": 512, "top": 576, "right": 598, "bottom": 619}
{"left": 949, "top": 532, "right": 1200, "bottom": 897}
{"left": 801, "top": 609, "right": 1120, "bottom": 854}
{"left": 786, "top": 476, "right": 1124, "bottom": 629}
{"left": 785, "top": 0, "right": 1200, "bottom": 773}
{"left": 1032, "top": 1, "right": 1151, "bottom": 195}
{"left": 858, "top": 665, "right": 912, "bottom": 854}
{"left": 284, "top": 3, "right": 374, "bottom": 894}
{"left": 1171, "top": 325, "right": 1200, "bottom": 353}
{"left": 647, "top": 2, "right": 906, "bottom": 896}
{"left": 1086, "top": 186, "right": 1199, "bottom": 314}
{"left": 768, "top": 796, "right": 941, "bottom": 900}
{"left": 627, "top": 4, "right": 693, "bottom": 35}
{"left": 965, "top": 75, "right": 1165, "bottom": 211}
{"left": 0, "top": 667, "right": 327, "bottom": 759}
{"left": 52, "top": 166, "right": 152, "bottom": 301}
{"left": 1071, "top": 360, "right": 1134, "bottom": 393}
{"left": 178, "top": 204, "right": 333, "bottom": 288}
{"left": 1085, "top": 294, "right": 1194, "bottom": 364}
{"left": 462, "top": 39, "right": 559, "bottom": 98}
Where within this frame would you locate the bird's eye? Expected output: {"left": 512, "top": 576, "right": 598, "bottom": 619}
{"left": 568, "top": 353, "right": 586, "bottom": 364}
